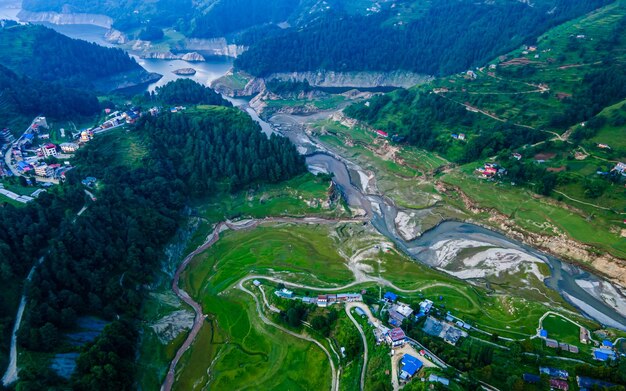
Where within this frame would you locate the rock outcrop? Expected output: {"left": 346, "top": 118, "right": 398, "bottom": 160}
{"left": 104, "top": 29, "right": 127, "bottom": 44}
{"left": 264, "top": 70, "right": 433, "bottom": 88}
{"left": 183, "top": 38, "right": 246, "bottom": 58}
{"left": 172, "top": 68, "right": 196, "bottom": 75}
{"left": 180, "top": 52, "right": 205, "bottom": 62}
{"left": 17, "top": 10, "right": 112, "bottom": 28}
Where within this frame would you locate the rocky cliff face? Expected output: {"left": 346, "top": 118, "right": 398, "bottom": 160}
{"left": 183, "top": 38, "right": 246, "bottom": 58}
{"left": 104, "top": 29, "right": 127, "bottom": 45}
{"left": 17, "top": 10, "right": 112, "bottom": 28}
{"left": 140, "top": 52, "right": 205, "bottom": 62}
{"left": 264, "top": 70, "right": 433, "bottom": 88}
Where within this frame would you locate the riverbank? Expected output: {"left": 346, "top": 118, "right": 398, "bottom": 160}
{"left": 258, "top": 109, "right": 626, "bottom": 330}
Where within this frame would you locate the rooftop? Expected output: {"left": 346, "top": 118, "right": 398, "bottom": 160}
{"left": 400, "top": 354, "right": 422, "bottom": 377}
{"left": 389, "top": 327, "right": 406, "bottom": 341}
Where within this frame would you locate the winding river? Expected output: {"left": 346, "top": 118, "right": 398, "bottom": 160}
{"left": 305, "top": 151, "right": 626, "bottom": 330}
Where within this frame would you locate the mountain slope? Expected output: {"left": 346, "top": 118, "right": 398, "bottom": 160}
{"left": 234, "top": 0, "right": 612, "bottom": 76}
{"left": 345, "top": 0, "right": 626, "bottom": 161}
{"left": 0, "top": 64, "right": 100, "bottom": 130}
{"left": 0, "top": 24, "right": 160, "bottom": 92}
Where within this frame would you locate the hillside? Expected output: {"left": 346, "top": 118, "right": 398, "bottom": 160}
{"left": 0, "top": 64, "right": 100, "bottom": 130}
{"left": 345, "top": 0, "right": 626, "bottom": 161}
{"left": 20, "top": 0, "right": 612, "bottom": 77}
{"left": 342, "top": 0, "right": 626, "bottom": 263}
{"left": 234, "top": 0, "right": 612, "bottom": 76}
{"left": 0, "top": 24, "right": 160, "bottom": 92}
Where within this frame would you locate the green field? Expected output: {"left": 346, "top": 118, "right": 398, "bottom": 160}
{"left": 176, "top": 225, "right": 349, "bottom": 390}
{"left": 197, "top": 173, "right": 348, "bottom": 223}
{"left": 542, "top": 314, "right": 582, "bottom": 345}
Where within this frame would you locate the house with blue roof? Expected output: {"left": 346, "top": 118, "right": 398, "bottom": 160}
{"left": 577, "top": 376, "right": 616, "bottom": 390}
{"left": 384, "top": 291, "right": 398, "bottom": 302}
{"left": 602, "top": 339, "right": 613, "bottom": 348}
{"left": 593, "top": 348, "right": 616, "bottom": 361}
{"left": 539, "top": 329, "right": 548, "bottom": 338}
{"left": 399, "top": 354, "right": 422, "bottom": 380}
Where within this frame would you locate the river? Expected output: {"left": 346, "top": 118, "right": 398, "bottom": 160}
{"left": 306, "top": 151, "right": 626, "bottom": 330}
{"left": 1, "top": 0, "right": 624, "bottom": 331}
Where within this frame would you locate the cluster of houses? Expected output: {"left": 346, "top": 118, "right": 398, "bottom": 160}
{"left": 523, "top": 367, "right": 570, "bottom": 390}
{"left": 539, "top": 329, "right": 580, "bottom": 353}
{"left": 2, "top": 118, "right": 74, "bottom": 181}
{"left": 524, "top": 366, "right": 620, "bottom": 391}
{"left": 541, "top": 328, "right": 621, "bottom": 362}
{"left": 273, "top": 288, "right": 363, "bottom": 308}
{"left": 475, "top": 162, "right": 507, "bottom": 179}
{"left": 593, "top": 340, "right": 618, "bottom": 362}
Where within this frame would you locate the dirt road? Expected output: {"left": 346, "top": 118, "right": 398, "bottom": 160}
{"left": 162, "top": 216, "right": 365, "bottom": 391}
{"left": 345, "top": 303, "right": 368, "bottom": 391}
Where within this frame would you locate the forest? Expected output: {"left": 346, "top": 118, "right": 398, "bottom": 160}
{"left": 143, "top": 107, "right": 305, "bottom": 194}
{"left": 148, "top": 79, "right": 232, "bottom": 107}
{"left": 12, "top": 107, "right": 305, "bottom": 389}
{"left": 0, "top": 24, "right": 143, "bottom": 88}
{"left": 0, "top": 64, "right": 100, "bottom": 120}
{"left": 234, "top": 0, "right": 611, "bottom": 76}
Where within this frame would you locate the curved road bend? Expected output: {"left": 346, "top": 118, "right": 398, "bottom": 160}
{"left": 3, "top": 202, "right": 91, "bottom": 386}
{"left": 238, "top": 281, "right": 340, "bottom": 391}
{"left": 162, "top": 216, "right": 365, "bottom": 391}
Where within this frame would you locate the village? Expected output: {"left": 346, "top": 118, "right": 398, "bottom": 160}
{"left": 271, "top": 284, "right": 624, "bottom": 390}
{"left": 0, "top": 105, "right": 183, "bottom": 204}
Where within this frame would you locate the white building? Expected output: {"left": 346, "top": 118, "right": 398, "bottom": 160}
{"left": 41, "top": 143, "right": 58, "bottom": 158}
{"left": 60, "top": 143, "right": 79, "bottom": 153}
{"left": 34, "top": 163, "right": 53, "bottom": 177}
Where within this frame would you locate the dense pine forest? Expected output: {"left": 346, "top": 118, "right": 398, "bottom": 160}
{"left": 150, "top": 79, "right": 232, "bottom": 107}
{"left": 234, "top": 0, "right": 611, "bottom": 76}
{"left": 13, "top": 106, "right": 305, "bottom": 389}
{"left": 0, "top": 24, "right": 145, "bottom": 88}
{"left": 0, "top": 64, "right": 100, "bottom": 120}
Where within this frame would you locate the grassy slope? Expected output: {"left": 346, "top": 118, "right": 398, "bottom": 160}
{"left": 326, "top": 0, "right": 626, "bottom": 259}
{"left": 136, "top": 172, "right": 347, "bottom": 390}
{"left": 174, "top": 222, "right": 610, "bottom": 388}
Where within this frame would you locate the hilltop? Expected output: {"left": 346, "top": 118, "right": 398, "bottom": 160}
{"left": 0, "top": 24, "right": 160, "bottom": 92}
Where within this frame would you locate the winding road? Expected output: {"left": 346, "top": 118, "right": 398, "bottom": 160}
{"left": 161, "top": 216, "right": 366, "bottom": 391}
{"left": 2, "top": 202, "right": 90, "bottom": 386}
{"left": 345, "top": 303, "right": 368, "bottom": 391}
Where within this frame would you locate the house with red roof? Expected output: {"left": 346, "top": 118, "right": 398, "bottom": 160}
{"left": 375, "top": 130, "right": 388, "bottom": 138}
{"left": 386, "top": 327, "right": 406, "bottom": 347}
